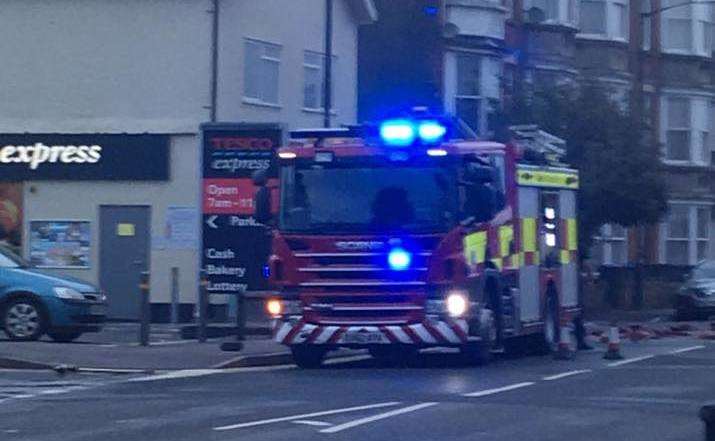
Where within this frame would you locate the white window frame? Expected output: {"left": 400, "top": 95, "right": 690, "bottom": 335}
{"left": 577, "top": 0, "right": 629, "bottom": 42}
{"left": 525, "top": 0, "right": 579, "bottom": 27}
{"left": 659, "top": 202, "right": 713, "bottom": 265}
{"left": 660, "top": 1, "right": 714, "bottom": 56}
{"left": 593, "top": 224, "right": 629, "bottom": 266}
{"left": 302, "top": 51, "right": 337, "bottom": 113}
{"left": 445, "top": 50, "right": 501, "bottom": 137}
{"left": 661, "top": 92, "right": 715, "bottom": 166}
{"left": 243, "top": 38, "right": 282, "bottom": 106}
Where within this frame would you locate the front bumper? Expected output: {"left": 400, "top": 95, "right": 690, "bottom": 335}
{"left": 273, "top": 318, "right": 472, "bottom": 347}
{"left": 47, "top": 297, "right": 107, "bottom": 331}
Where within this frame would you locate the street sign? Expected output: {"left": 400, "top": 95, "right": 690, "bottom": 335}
{"left": 201, "top": 123, "right": 282, "bottom": 295}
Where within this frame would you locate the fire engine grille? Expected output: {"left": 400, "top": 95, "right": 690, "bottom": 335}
{"left": 295, "top": 251, "right": 430, "bottom": 325}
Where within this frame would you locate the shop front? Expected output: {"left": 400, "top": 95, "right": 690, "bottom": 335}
{"left": 0, "top": 133, "right": 201, "bottom": 321}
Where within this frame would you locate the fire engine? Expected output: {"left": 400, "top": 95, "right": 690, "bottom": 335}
{"left": 254, "top": 115, "right": 581, "bottom": 368}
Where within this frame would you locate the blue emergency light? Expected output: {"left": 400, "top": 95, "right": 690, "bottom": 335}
{"left": 379, "top": 119, "right": 416, "bottom": 147}
{"left": 387, "top": 247, "right": 412, "bottom": 271}
{"left": 379, "top": 119, "right": 447, "bottom": 147}
{"left": 417, "top": 120, "right": 447, "bottom": 143}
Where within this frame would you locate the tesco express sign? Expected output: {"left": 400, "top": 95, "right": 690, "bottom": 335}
{"left": 0, "top": 143, "right": 102, "bottom": 169}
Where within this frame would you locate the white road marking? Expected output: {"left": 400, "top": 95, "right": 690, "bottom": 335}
{"left": 129, "top": 369, "right": 221, "bottom": 382}
{"left": 213, "top": 401, "right": 401, "bottom": 431}
{"left": 323, "top": 355, "right": 372, "bottom": 365}
{"left": 319, "top": 402, "right": 439, "bottom": 434}
{"left": 607, "top": 355, "right": 655, "bottom": 367}
{"left": 542, "top": 369, "right": 592, "bottom": 381}
{"left": 292, "top": 420, "right": 333, "bottom": 427}
{"left": 463, "top": 382, "right": 535, "bottom": 397}
{"left": 669, "top": 345, "right": 706, "bottom": 354}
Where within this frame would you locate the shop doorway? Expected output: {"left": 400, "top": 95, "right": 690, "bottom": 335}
{"left": 99, "top": 206, "right": 150, "bottom": 320}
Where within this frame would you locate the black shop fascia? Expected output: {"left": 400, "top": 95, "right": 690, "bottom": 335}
{"left": 0, "top": 134, "right": 170, "bottom": 181}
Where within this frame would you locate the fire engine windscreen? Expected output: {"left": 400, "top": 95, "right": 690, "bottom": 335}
{"left": 279, "top": 163, "right": 457, "bottom": 233}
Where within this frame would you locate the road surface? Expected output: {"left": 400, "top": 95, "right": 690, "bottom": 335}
{"left": 1, "top": 337, "right": 713, "bottom": 441}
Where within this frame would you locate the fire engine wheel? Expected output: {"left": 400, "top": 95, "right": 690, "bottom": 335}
{"left": 460, "top": 309, "right": 495, "bottom": 366}
{"left": 290, "top": 346, "right": 327, "bottom": 369}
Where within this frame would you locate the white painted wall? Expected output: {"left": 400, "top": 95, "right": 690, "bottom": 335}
{"left": 0, "top": 0, "right": 212, "bottom": 134}
{"left": 217, "top": 0, "right": 359, "bottom": 128}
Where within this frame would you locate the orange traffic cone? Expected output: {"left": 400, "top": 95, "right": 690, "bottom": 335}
{"left": 554, "top": 326, "right": 574, "bottom": 360}
{"left": 603, "top": 326, "right": 624, "bottom": 360}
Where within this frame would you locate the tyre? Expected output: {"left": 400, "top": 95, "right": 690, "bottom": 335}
{"left": 460, "top": 308, "right": 495, "bottom": 365}
{"left": 291, "top": 346, "right": 326, "bottom": 369}
{"left": 47, "top": 330, "right": 83, "bottom": 343}
{"left": 2, "top": 297, "right": 47, "bottom": 341}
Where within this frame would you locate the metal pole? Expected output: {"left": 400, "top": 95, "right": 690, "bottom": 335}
{"left": 209, "top": 0, "right": 220, "bottom": 122}
{"left": 198, "top": 270, "right": 208, "bottom": 343}
{"left": 701, "top": 403, "right": 715, "bottom": 441}
{"left": 323, "top": 0, "right": 333, "bottom": 128}
{"left": 139, "top": 271, "right": 150, "bottom": 346}
{"left": 170, "top": 267, "right": 180, "bottom": 324}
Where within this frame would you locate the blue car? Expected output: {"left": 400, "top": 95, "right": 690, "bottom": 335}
{"left": 0, "top": 245, "right": 107, "bottom": 342}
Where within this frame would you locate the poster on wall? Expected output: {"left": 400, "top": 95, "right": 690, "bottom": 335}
{"left": 0, "top": 183, "right": 23, "bottom": 253}
{"left": 201, "top": 123, "right": 282, "bottom": 294}
{"left": 29, "top": 221, "right": 91, "bottom": 268}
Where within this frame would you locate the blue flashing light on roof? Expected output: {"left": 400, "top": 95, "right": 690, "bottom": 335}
{"left": 379, "top": 119, "right": 416, "bottom": 147}
{"left": 417, "top": 120, "right": 447, "bottom": 143}
{"left": 387, "top": 247, "right": 411, "bottom": 271}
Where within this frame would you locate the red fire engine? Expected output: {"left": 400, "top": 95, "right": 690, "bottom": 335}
{"left": 254, "top": 116, "right": 581, "bottom": 368}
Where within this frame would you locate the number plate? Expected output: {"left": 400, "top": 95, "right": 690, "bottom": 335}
{"left": 89, "top": 304, "right": 107, "bottom": 315}
{"left": 342, "top": 331, "right": 384, "bottom": 344}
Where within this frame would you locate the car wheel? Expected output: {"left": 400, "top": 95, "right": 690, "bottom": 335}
{"left": 3, "top": 298, "right": 47, "bottom": 341}
{"left": 47, "top": 330, "right": 83, "bottom": 343}
{"left": 291, "top": 346, "right": 326, "bottom": 369}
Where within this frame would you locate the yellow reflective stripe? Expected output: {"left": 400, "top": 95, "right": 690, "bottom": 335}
{"left": 521, "top": 218, "right": 537, "bottom": 252}
{"left": 560, "top": 250, "right": 571, "bottom": 264}
{"left": 491, "top": 257, "right": 503, "bottom": 270}
{"left": 464, "top": 231, "right": 488, "bottom": 265}
{"left": 566, "top": 218, "right": 577, "bottom": 251}
{"left": 517, "top": 169, "right": 579, "bottom": 189}
{"left": 498, "top": 225, "right": 514, "bottom": 257}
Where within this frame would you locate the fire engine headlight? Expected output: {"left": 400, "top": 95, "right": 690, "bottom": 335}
{"left": 266, "top": 299, "right": 301, "bottom": 318}
{"left": 446, "top": 292, "right": 469, "bottom": 317}
{"left": 266, "top": 299, "right": 282, "bottom": 317}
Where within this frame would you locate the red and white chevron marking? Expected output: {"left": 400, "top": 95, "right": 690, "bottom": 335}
{"left": 273, "top": 319, "right": 470, "bottom": 346}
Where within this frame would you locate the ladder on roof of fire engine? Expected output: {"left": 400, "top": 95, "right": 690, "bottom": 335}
{"left": 510, "top": 125, "right": 567, "bottom": 166}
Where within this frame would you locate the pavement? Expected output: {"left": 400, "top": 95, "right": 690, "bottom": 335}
{"left": 2, "top": 314, "right": 713, "bottom": 372}
{"left": 0, "top": 323, "right": 365, "bottom": 371}
{"left": 0, "top": 335, "right": 712, "bottom": 440}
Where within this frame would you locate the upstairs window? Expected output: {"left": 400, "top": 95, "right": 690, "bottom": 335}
{"left": 244, "top": 39, "right": 281, "bottom": 105}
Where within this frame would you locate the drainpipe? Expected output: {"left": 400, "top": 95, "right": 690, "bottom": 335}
{"left": 210, "top": 0, "right": 220, "bottom": 122}
{"left": 323, "top": 0, "right": 333, "bottom": 127}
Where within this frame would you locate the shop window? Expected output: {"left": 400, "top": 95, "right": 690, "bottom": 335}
{"left": 244, "top": 39, "right": 282, "bottom": 105}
